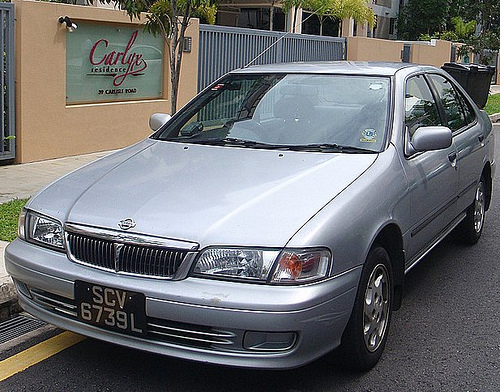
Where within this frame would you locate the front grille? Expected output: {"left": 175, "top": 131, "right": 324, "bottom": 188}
{"left": 66, "top": 232, "right": 189, "bottom": 278}
{"left": 68, "top": 233, "right": 115, "bottom": 270}
{"left": 28, "top": 286, "right": 77, "bottom": 317}
{"left": 147, "top": 317, "right": 237, "bottom": 348}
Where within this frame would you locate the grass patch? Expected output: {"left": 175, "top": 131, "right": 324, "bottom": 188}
{"left": 0, "top": 199, "right": 28, "bottom": 242}
{"left": 485, "top": 93, "right": 500, "bottom": 115}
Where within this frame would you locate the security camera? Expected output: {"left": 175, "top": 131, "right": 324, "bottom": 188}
{"left": 58, "top": 16, "right": 78, "bottom": 33}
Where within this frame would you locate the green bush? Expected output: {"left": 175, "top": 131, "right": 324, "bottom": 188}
{"left": 0, "top": 199, "right": 28, "bottom": 242}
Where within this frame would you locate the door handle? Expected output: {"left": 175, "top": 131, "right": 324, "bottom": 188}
{"left": 448, "top": 152, "right": 457, "bottom": 169}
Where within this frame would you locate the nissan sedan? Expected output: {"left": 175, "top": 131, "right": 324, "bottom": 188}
{"left": 6, "top": 62, "right": 495, "bottom": 370}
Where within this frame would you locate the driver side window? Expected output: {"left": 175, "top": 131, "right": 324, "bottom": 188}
{"left": 405, "top": 75, "right": 442, "bottom": 136}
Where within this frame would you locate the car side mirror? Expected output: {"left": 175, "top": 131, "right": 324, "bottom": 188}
{"left": 149, "top": 113, "right": 172, "bottom": 131}
{"left": 409, "top": 126, "right": 452, "bottom": 154}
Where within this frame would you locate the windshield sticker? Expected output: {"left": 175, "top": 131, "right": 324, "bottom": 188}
{"left": 360, "top": 129, "right": 377, "bottom": 143}
{"left": 369, "top": 83, "right": 384, "bottom": 91}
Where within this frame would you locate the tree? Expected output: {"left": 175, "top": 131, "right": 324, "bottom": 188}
{"left": 305, "top": 0, "right": 332, "bottom": 35}
{"left": 397, "top": 0, "right": 451, "bottom": 40}
{"left": 100, "top": 0, "right": 217, "bottom": 114}
{"left": 398, "top": 0, "right": 500, "bottom": 55}
{"left": 329, "top": 0, "right": 375, "bottom": 37}
{"left": 282, "top": 0, "right": 310, "bottom": 33}
{"left": 283, "top": 0, "right": 375, "bottom": 36}
{"left": 451, "top": 17, "right": 476, "bottom": 40}
{"left": 448, "top": 1, "right": 500, "bottom": 62}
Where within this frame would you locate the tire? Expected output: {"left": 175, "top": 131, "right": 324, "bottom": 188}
{"left": 455, "top": 176, "right": 486, "bottom": 245}
{"left": 339, "top": 246, "right": 393, "bottom": 371}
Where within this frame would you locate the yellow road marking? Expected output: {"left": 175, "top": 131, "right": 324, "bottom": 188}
{"left": 0, "top": 331, "right": 86, "bottom": 382}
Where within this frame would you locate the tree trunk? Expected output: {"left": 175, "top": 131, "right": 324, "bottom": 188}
{"left": 293, "top": 7, "right": 297, "bottom": 33}
{"left": 270, "top": 5, "right": 274, "bottom": 31}
{"left": 169, "top": 3, "right": 191, "bottom": 115}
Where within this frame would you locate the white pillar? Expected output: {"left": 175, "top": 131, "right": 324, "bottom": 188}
{"left": 341, "top": 18, "right": 355, "bottom": 37}
{"left": 287, "top": 7, "right": 303, "bottom": 33}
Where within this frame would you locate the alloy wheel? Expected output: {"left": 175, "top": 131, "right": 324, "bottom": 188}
{"left": 363, "top": 263, "right": 390, "bottom": 353}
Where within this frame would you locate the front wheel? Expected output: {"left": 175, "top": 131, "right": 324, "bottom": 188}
{"left": 339, "top": 246, "right": 393, "bottom": 371}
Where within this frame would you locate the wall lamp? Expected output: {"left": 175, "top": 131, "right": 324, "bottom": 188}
{"left": 58, "top": 16, "right": 78, "bottom": 33}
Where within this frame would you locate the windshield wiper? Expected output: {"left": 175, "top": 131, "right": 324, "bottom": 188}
{"left": 283, "top": 143, "right": 375, "bottom": 153}
{"left": 221, "top": 138, "right": 281, "bottom": 148}
{"left": 169, "top": 138, "right": 376, "bottom": 153}
{"left": 176, "top": 137, "right": 282, "bottom": 149}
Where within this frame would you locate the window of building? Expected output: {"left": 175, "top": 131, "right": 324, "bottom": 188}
{"left": 389, "top": 18, "right": 395, "bottom": 35}
{"left": 234, "top": 7, "right": 285, "bottom": 31}
{"left": 375, "top": 0, "right": 392, "bottom": 8}
{"left": 302, "top": 12, "right": 340, "bottom": 37}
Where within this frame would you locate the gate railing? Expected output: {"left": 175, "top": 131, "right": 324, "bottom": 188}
{"left": 198, "top": 25, "right": 346, "bottom": 91}
{"left": 1, "top": 2, "right": 15, "bottom": 162}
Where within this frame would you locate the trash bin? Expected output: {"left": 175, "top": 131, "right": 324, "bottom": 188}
{"left": 442, "top": 62, "right": 496, "bottom": 109}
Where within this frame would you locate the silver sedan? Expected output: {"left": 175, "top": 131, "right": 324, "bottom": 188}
{"left": 6, "top": 62, "right": 495, "bottom": 370}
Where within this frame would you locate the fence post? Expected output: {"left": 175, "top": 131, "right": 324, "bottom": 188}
{"left": 1, "top": 2, "right": 16, "bottom": 162}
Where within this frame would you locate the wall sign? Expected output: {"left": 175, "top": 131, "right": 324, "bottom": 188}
{"left": 66, "top": 23, "right": 164, "bottom": 104}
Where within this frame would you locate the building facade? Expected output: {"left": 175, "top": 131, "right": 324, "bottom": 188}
{"left": 216, "top": 0, "right": 403, "bottom": 39}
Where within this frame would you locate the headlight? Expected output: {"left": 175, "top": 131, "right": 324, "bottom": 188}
{"left": 192, "top": 247, "right": 331, "bottom": 284}
{"left": 193, "top": 248, "right": 279, "bottom": 281}
{"left": 23, "top": 210, "right": 65, "bottom": 251}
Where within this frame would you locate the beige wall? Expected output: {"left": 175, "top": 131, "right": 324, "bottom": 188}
{"left": 14, "top": 0, "right": 199, "bottom": 163}
{"left": 347, "top": 37, "right": 460, "bottom": 70}
{"left": 347, "top": 37, "right": 403, "bottom": 62}
{"left": 410, "top": 40, "right": 452, "bottom": 67}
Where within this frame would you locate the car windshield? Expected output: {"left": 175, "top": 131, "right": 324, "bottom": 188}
{"left": 156, "top": 73, "right": 391, "bottom": 153}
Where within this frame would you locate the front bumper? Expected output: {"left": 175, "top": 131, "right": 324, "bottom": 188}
{"left": 6, "top": 239, "right": 360, "bottom": 369}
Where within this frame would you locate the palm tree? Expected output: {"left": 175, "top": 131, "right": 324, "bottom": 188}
{"left": 329, "top": 0, "right": 375, "bottom": 37}
{"left": 282, "top": 0, "right": 310, "bottom": 32}
{"left": 283, "top": 0, "right": 375, "bottom": 36}
{"left": 451, "top": 17, "right": 476, "bottom": 40}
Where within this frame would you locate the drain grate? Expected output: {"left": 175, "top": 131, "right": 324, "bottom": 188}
{"left": 0, "top": 315, "right": 47, "bottom": 345}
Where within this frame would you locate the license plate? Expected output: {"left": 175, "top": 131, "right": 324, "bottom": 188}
{"left": 75, "top": 281, "right": 146, "bottom": 336}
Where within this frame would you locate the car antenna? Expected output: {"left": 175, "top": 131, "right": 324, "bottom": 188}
{"left": 244, "top": 10, "right": 322, "bottom": 68}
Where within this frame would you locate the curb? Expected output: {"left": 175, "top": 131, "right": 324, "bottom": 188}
{"left": 490, "top": 113, "right": 500, "bottom": 123}
{"left": 0, "top": 241, "right": 21, "bottom": 322}
{"left": 0, "top": 279, "right": 20, "bottom": 322}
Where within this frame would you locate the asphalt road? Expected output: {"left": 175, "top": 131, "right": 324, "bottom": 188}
{"left": 1, "top": 125, "right": 499, "bottom": 392}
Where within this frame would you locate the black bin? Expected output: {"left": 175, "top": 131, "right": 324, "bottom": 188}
{"left": 441, "top": 62, "right": 495, "bottom": 109}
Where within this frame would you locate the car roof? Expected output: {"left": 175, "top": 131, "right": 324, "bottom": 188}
{"left": 231, "top": 61, "right": 436, "bottom": 77}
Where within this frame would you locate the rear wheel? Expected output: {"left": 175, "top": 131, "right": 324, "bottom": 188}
{"left": 456, "top": 176, "right": 486, "bottom": 245}
{"left": 339, "top": 246, "right": 393, "bottom": 371}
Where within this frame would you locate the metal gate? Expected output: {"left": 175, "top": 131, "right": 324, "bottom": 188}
{"left": 473, "top": 49, "right": 499, "bottom": 84}
{"left": 401, "top": 44, "right": 411, "bottom": 63}
{"left": 1, "top": 2, "right": 15, "bottom": 162}
{"left": 490, "top": 50, "right": 498, "bottom": 84}
{"left": 198, "top": 25, "right": 346, "bottom": 91}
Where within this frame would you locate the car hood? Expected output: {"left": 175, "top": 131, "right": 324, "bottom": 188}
{"left": 29, "top": 140, "right": 378, "bottom": 247}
